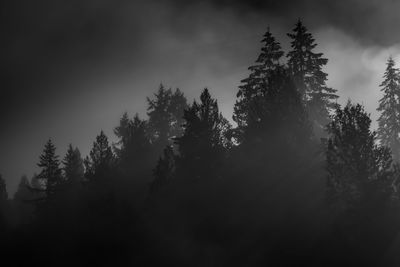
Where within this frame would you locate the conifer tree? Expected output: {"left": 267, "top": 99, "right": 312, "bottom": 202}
{"left": 150, "top": 145, "right": 176, "bottom": 192}
{"left": 234, "top": 28, "right": 284, "bottom": 137}
{"left": 326, "top": 103, "right": 394, "bottom": 211}
{"left": 116, "top": 114, "right": 154, "bottom": 176}
{"left": 14, "top": 175, "right": 31, "bottom": 201}
{"left": 147, "top": 84, "right": 188, "bottom": 150}
{"left": 37, "top": 139, "right": 62, "bottom": 199}
{"left": 84, "top": 131, "right": 114, "bottom": 181}
{"left": 287, "top": 19, "right": 338, "bottom": 137}
{"left": 175, "top": 88, "right": 231, "bottom": 179}
{"left": 237, "top": 67, "right": 312, "bottom": 148}
{"left": 113, "top": 112, "right": 131, "bottom": 158}
{"left": 377, "top": 57, "right": 400, "bottom": 161}
{"left": 63, "top": 144, "right": 84, "bottom": 185}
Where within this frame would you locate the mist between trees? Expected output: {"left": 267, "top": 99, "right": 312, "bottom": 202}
{"left": 2, "top": 20, "right": 400, "bottom": 266}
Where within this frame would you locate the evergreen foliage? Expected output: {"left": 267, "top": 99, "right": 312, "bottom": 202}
{"left": 36, "top": 139, "right": 62, "bottom": 200}
{"left": 175, "top": 88, "right": 231, "bottom": 180}
{"left": 287, "top": 19, "right": 338, "bottom": 137}
{"left": 377, "top": 57, "right": 400, "bottom": 161}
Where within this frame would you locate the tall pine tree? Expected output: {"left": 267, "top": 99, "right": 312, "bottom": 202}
{"left": 37, "top": 139, "right": 62, "bottom": 200}
{"left": 175, "top": 88, "right": 231, "bottom": 180}
{"left": 84, "top": 131, "right": 114, "bottom": 182}
{"left": 287, "top": 19, "right": 338, "bottom": 137}
{"left": 326, "top": 103, "right": 394, "bottom": 212}
{"left": 114, "top": 113, "right": 154, "bottom": 177}
{"left": 63, "top": 144, "right": 84, "bottom": 186}
{"left": 377, "top": 57, "right": 400, "bottom": 161}
{"left": 234, "top": 28, "right": 284, "bottom": 140}
{"left": 147, "top": 84, "right": 187, "bottom": 151}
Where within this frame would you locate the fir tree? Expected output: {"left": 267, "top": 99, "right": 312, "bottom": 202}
{"left": 14, "top": 175, "right": 31, "bottom": 201}
{"left": 377, "top": 57, "right": 400, "bottom": 161}
{"left": 234, "top": 28, "right": 284, "bottom": 136}
{"left": 37, "top": 139, "right": 62, "bottom": 199}
{"left": 175, "top": 88, "right": 231, "bottom": 179}
{"left": 147, "top": 84, "right": 188, "bottom": 150}
{"left": 237, "top": 67, "right": 312, "bottom": 148}
{"left": 287, "top": 19, "right": 338, "bottom": 137}
{"left": 113, "top": 112, "right": 132, "bottom": 158}
{"left": 116, "top": 114, "right": 154, "bottom": 176}
{"left": 84, "top": 131, "right": 114, "bottom": 181}
{"left": 63, "top": 144, "right": 84, "bottom": 185}
{"left": 326, "top": 103, "right": 395, "bottom": 212}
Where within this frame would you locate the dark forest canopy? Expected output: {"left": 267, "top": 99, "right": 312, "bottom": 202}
{"left": 2, "top": 20, "right": 400, "bottom": 266}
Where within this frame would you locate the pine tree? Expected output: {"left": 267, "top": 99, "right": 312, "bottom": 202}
{"left": 147, "top": 84, "right": 188, "bottom": 150}
{"left": 0, "top": 174, "right": 7, "bottom": 201}
{"left": 175, "top": 88, "right": 231, "bottom": 179}
{"left": 113, "top": 112, "right": 132, "bottom": 158}
{"left": 326, "top": 103, "right": 394, "bottom": 212}
{"left": 117, "top": 114, "right": 154, "bottom": 176}
{"left": 237, "top": 67, "right": 312, "bottom": 148}
{"left": 63, "top": 144, "right": 84, "bottom": 185}
{"left": 37, "top": 139, "right": 62, "bottom": 199}
{"left": 287, "top": 19, "right": 338, "bottom": 137}
{"left": 84, "top": 131, "right": 114, "bottom": 181}
{"left": 150, "top": 145, "right": 176, "bottom": 192}
{"left": 14, "top": 175, "right": 31, "bottom": 201}
{"left": 234, "top": 28, "right": 284, "bottom": 137}
{"left": 377, "top": 57, "right": 400, "bottom": 161}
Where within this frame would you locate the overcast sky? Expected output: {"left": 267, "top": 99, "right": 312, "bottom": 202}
{"left": 2, "top": 0, "right": 400, "bottom": 194}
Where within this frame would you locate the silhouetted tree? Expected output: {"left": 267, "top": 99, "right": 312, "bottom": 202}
{"left": 175, "top": 88, "right": 231, "bottom": 180}
{"left": 63, "top": 144, "right": 84, "bottom": 186}
{"left": 326, "top": 103, "right": 394, "bottom": 212}
{"left": 377, "top": 57, "right": 400, "bottom": 161}
{"left": 147, "top": 84, "right": 188, "bottom": 151}
{"left": 238, "top": 67, "right": 312, "bottom": 148}
{"left": 37, "top": 139, "right": 62, "bottom": 200}
{"left": 234, "top": 28, "right": 284, "bottom": 139}
{"left": 84, "top": 131, "right": 114, "bottom": 182}
{"left": 151, "top": 145, "right": 176, "bottom": 192}
{"left": 14, "top": 175, "right": 31, "bottom": 201}
{"left": 114, "top": 113, "right": 154, "bottom": 178}
{"left": 287, "top": 19, "right": 338, "bottom": 137}
{"left": 113, "top": 112, "right": 131, "bottom": 158}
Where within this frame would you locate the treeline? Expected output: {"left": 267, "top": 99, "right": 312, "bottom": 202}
{"left": 1, "top": 20, "right": 400, "bottom": 266}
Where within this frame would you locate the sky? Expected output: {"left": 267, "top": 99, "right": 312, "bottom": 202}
{"left": 2, "top": 0, "right": 400, "bottom": 194}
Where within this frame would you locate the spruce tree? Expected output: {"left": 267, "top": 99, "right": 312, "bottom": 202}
{"left": 377, "top": 57, "right": 400, "bottom": 161}
{"left": 326, "top": 103, "right": 394, "bottom": 211}
{"left": 14, "top": 175, "right": 31, "bottom": 201}
{"left": 287, "top": 19, "right": 338, "bottom": 137}
{"left": 147, "top": 84, "right": 188, "bottom": 150}
{"left": 236, "top": 66, "right": 312, "bottom": 148}
{"left": 63, "top": 144, "right": 84, "bottom": 185}
{"left": 113, "top": 112, "right": 131, "bottom": 158}
{"left": 84, "top": 131, "right": 114, "bottom": 181}
{"left": 175, "top": 88, "right": 231, "bottom": 180}
{"left": 37, "top": 139, "right": 62, "bottom": 199}
{"left": 234, "top": 28, "right": 284, "bottom": 138}
{"left": 117, "top": 114, "right": 154, "bottom": 176}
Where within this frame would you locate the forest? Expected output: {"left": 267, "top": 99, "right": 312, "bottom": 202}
{"left": 1, "top": 20, "right": 400, "bottom": 266}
